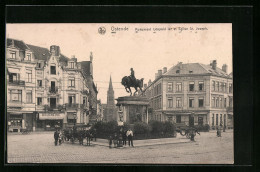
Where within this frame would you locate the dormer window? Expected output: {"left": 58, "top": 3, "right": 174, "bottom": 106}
{"left": 25, "top": 53, "right": 31, "bottom": 61}
{"left": 68, "top": 62, "right": 75, "bottom": 69}
{"left": 37, "top": 62, "right": 42, "bottom": 68}
{"left": 176, "top": 70, "right": 180, "bottom": 74}
{"left": 10, "top": 51, "right": 16, "bottom": 59}
{"left": 189, "top": 70, "right": 193, "bottom": 73}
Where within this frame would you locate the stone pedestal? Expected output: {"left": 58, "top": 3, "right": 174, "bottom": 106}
{"left": 116, "top": 96, "right": 149, "bottom": 124}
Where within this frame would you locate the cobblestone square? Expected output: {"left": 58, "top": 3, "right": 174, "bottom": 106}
{"left": 7, "top": 131, "right": 233, "bottom": 164}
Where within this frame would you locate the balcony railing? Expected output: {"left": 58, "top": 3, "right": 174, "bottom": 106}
{"left": 66, "top": 103, "right": 79, "bottom": 109}
{"left": 7, "top": 79, "right": 25, "bottom": 86}
{"left": 80, "top": 104, "right": 89, "bottom": 109}
{"left": 44, "top": 105, "right": 64, "bottom": 111}
{"left": 49, "top": 87, "right": 59, "bottom": 94}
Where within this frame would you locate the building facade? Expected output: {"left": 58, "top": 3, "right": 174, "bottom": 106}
{"left": 6, "top": 38, "right": 94, "bottom": 132}
{"left": 142, "top": 60, "right": 233, "bottom": 129}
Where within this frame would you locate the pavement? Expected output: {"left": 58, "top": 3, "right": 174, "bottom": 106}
{"left": 7, "top": 130, "right": 234, "bottom": 164}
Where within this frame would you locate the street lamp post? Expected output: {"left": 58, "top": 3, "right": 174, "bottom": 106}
{"left": 73, "top": 113, "right": 77, "bottom": 126}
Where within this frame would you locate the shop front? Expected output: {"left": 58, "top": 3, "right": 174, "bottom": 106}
{"left": 37, "top": 112, "right": 64, "bottom": 131}
{"left": 8, "top": 113, "right": 23, "bottom": 132}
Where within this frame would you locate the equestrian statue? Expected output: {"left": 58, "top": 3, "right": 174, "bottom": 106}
{"left": 121, "top": 68, "right": 144, "bottom": 96}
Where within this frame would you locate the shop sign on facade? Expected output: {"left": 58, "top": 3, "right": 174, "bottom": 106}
{"left": 39, "top": 112, "right": 64, "bottom": 120}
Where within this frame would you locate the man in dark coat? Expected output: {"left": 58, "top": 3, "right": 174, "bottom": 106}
{"left": 54, "top": 130, "right": 59, "bottom": 146}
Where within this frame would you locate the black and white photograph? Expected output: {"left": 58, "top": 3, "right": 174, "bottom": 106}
{"left": 6, "top": 23, "right": 233, "bottom": 164}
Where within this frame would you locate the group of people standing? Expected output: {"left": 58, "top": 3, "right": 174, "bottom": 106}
{"left": 54, "top": 129, "right": 63, "bottom": 146}
{"left": 109, "top": 129, "right": 134, "bottom": 148}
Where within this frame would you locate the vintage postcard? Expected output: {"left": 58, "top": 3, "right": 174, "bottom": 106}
{"left": 6, "top": 23, "right": 233, "bottom": 164}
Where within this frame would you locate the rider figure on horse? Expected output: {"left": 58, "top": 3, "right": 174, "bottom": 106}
{"left": 130, "top": 68, "right": 136, "bottom": 84}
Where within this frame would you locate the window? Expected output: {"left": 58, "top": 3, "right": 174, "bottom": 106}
{"left": 220, "top": 114, "right": 223, "bottom": 126}
{"left": 212, "top": 97, "right": 215, "bottom": 107}
{"left": 216, "top": 82, "right": 219, "bottom": 91}
{"left": 10, "top": 90, "right": 22, "bottom": 102}
{"left": 220, "top": 82, "right": 223, "bottom": 92}
{"left": 212, "top": 114, "right": 215, "bottom": 126}
{"left": 26, "top": 91, "right": 32, "bottom": 103}
{"left": 229, "top": 84, "right": 233, "bottom": 93}
{"left": 176, "top": 70, "right": 180, "bottom": 74}
{"left": 199, "top": 81, "right": 204, "bottom": 91}
{"left": 10, "top": 51, "right": 16, "bottom": 59}
{"left": 229, "top": 97, "right": 233, "bottom": 107}
{"left": 9, "top": 73, "right": 19, "bottom": 82}
{"left": 176, "top": 115, "right": 181, "bottom": 123}
{"left": 199, "top": 97, "right": 204, "bottom": 107}
{"left": 212, "top": 81, "right": 215, "bottom": 91}
{"left": 68, "top": 94, "right": 76, "bottom": 104}
{"left": 37, "top": 62, "right": 42, "bottom": 68}
{"left": 216, "top": 97, "right": 219, "bottom": 107}
{"left": 189, "top": 82, "right": 194, "bottom": 91}
{"left": 189, "top": 70, "right": 193, "bottom": 73}
{"left": 159, "top": 98, "right": 162, "bottom": 109}
{"left": 25, "top": 53, "right": 31, "bottom": 61}
{"left": 223, "top": 83, "right": 227, "bottom": 92}
{"left": 224, "top": 98, "right": 227, "bottom": 108}
{"left": 37, "top": 80, "right": 42, "bottom": 87}
{"left": 189, "top": 97, "right": 194, "bottom": 108}
{"left": 176, "top": 82, "right": 182, "bottom": 92}
{"left": 26, "top": 70, "right": 32, "bottom": 83}
{"left": 167, "top": 82, "right": 173, "bottom": 92}
{"left": 37, "top": 97, "right": 42, "bottom": 105}
{"left": 176, "top": 97, "right": 182, "bottom": 108}
{"left": 216, "top": 114, "right": 219, "bottom": 125}
{"left": 68, "top": 78, "right": 75, "bottom": 87}
{"left": 68, "top": 62, "right": 75, "bottom": 69}
{"left": 50, "top": 66, "right": 56, "bottom": 75}
{"left": 220, "top": 98, "right": 222, "bottom": 108}
{"left": 168, "top": 97, "right": 173, "bottom": 108}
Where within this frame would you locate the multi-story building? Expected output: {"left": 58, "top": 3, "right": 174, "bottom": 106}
{"left": 6, "top": 38, "right": 93, "bottom": 131}
{"left": 6, "top": 39, "right": 36, "bottom": 132}
{"left": 142, "top": 60, "right": 233, "bottom": 129}
{"left": 96, "top": 99, "right": 104, "bottom": 121}
{"left": 80, "top": 55, "right": 98, "bottom": 124}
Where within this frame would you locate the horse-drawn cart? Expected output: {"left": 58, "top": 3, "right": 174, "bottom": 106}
{"left": 175, "top": 123, "right": 200, "bottom": 139}
{"left": 63, "top": 124, "right": 93, "bottom": 145}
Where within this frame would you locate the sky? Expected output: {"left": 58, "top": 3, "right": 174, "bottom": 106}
{"left": 6, "top": 23, "right": 232, "bottom": 104}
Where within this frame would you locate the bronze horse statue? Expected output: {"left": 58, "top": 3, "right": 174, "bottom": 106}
{"left": 121, "top": 76, "right": 144, "bottom": 96}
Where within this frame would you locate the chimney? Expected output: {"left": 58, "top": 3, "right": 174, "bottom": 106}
{"left": 212, "top": 60, "right": 217, "bottom": 70}
{"left": 155, "top": 73, "right": 158, "bottom": 79}
{"left": 50, "top": 45, "right": 60, "bottom": 56}
{"left": 90, "top": 52, "right": 93, "bottom": 62}
{"left": 11, "top": 39, "right": 15, "bottom": 47}
{"left": 148, "top": 79, "right": 152, "bottom": 86}
{"left": 163, "top": 67, "right": 167, "bottom": 73}
{"left": 158, "top": 70, "right": 162, "bottom": 76}
{"left": 222, "top": 64, "right": 228, "bottom": 73}
{"left": 144, "top": 84, "right": 147, "bottom": 88}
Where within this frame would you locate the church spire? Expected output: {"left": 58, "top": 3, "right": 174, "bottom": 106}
{"left": 109, "top": 75, "right": 113, "bottom": 90}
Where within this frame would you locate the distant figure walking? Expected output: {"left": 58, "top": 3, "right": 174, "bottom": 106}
{"left": 126, "top": 129, "right": 134, "bottom": 147}
{"left": 54, "top": 130, "right": 59, "bottom": 146}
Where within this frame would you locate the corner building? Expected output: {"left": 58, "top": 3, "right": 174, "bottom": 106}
{"left": 143, "top": 60, "right": 233, "bottom": 129}
{"left": 6, "top": 38, "right": 92, "bottom": 131}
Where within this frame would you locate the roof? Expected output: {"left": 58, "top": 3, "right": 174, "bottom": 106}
{"left": 7, "top": 38, "right": 30, "bottom": 50}
{"left": 164, "top": 63, "right": 230, "bottom": 78}
{"left": 27, "top": 44, "right": 69, "bottom": 63}
{"left": 27, "top": 44, "right": 51, "bottom": 60}
{"left": 80, "top": 61, "right": 91, "bottom": 76}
